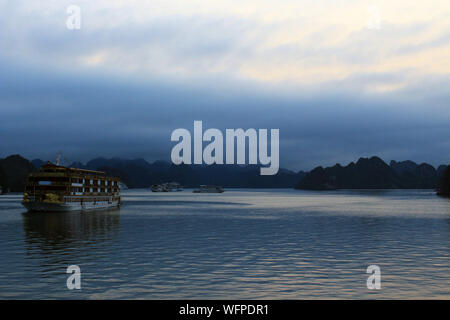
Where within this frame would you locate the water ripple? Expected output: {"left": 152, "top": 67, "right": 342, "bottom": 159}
{"left": 0, "top": 189, "right": 450, "bottom": 299}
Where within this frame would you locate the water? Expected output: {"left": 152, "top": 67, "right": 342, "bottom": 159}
{"left": 0, "top": 189, "right": 450, "bottom": 299}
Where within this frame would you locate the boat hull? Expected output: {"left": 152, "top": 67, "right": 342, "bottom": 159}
{"left": 23, "top": 200, "right": 120, "bottom": 212}
{"left": 193, "top": 190, "right": 224, "bottom": 193}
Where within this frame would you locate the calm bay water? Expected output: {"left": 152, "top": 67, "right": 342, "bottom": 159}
{"left": 0, "top": 189, "right": 449, "bottom": 299}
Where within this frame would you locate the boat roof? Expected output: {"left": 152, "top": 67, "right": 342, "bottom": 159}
{"left": 42, "top": 163, "right": 105, "bottom": 174}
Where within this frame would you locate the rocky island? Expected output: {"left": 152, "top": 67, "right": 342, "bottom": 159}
{"left": 295, "top": 156, "right": 447, "bottom": 190}
{"left": 437, "top": 166, "right": 450, "bottom": 197}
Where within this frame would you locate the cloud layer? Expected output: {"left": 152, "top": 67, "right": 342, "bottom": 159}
{"left": 0, "top": 0, "right": 449, "bottom": 170}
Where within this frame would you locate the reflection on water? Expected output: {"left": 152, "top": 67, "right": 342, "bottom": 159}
{"left": 0, "top": 189, "right": 450, "bottom": 299}
{"left": 22, "top": 210, "right": 120, "bottom": 256}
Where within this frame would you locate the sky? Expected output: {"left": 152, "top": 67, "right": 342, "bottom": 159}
{"left": 0, "top": 0, "right": 449, "bottom": 171}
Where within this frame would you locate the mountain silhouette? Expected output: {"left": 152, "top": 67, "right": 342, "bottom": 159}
{"left": 0, "top": 155, "right": 35, "bottom": 192}
{"left": 29, "top": 156, "right": 304, "bottom": 188}
{"left": 437, "top": 166, "right": 450, "bottom": 197}
{"left": 2, "top": 154, "right": 446, "bottom": 192}
{"left": 296, "top": 156, "right": 447, "bottom": 190}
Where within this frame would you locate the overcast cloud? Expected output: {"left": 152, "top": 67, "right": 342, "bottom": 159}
{"left": 0, "top": 0, "right": 449, "bottom": 170}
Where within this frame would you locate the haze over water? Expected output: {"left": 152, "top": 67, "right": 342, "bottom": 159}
{"left": 1, "top": 189, "right": 450, "bottom": 299}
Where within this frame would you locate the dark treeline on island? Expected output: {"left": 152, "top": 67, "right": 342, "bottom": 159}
{"left": 0, "top": 154, "right": 448, "bottom": 193}
{"left": 437, "top": 166, "right": 450, "bottom": 197}
{"left": 295, "top": 156, "right": 448, "bottom": 191}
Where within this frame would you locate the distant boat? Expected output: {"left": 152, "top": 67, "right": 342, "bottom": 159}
{"left": 165, "top": 182, "right": 182, "bottom": 192}
{"left": 151, "top": 184, "right": 165, "bottom": 192}
{"left": 193, "top": 185, "right": 224, "bottom": 193}
{"left": 151, "top": 182, "right": 182, "bottom": 192}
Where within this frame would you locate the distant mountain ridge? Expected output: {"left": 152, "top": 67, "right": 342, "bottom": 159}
{"left": 30, "top": 156, "right": 306, "bottom": 189}
{"left": 0, "top": 154, "right": 446, "bottom": 193}
{"left": 295, "top": 156, "right": 447, "bottom": 190}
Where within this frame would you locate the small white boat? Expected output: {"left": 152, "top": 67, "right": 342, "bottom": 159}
{"left": 165, "top": 182, "right": 182, "bottom": 192}
{"left": 193, "top": 185, "right": 224, "bottom": 193}
{"left": 151, "top": 182, "right": 182, "bottom": 192}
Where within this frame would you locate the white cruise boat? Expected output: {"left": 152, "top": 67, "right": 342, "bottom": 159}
{"left": 22, "top": 162, "right": 121, "bottom": 212}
